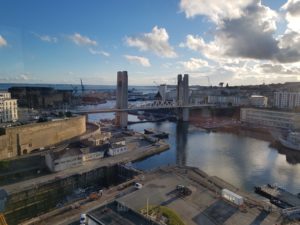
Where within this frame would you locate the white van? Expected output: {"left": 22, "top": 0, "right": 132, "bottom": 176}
{"left": 80, "top": 213, "right": 87, "bottom": 224}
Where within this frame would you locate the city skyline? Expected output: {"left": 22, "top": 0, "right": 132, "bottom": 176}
{"left": 0, "top": 0, "right": 300, "bottom": 86}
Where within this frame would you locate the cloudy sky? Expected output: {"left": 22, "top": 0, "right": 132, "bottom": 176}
{"left": 0, "top": 0, "right": 299, "bottom": 85}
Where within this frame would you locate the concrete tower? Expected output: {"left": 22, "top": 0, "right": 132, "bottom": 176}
{"left": 116, "top": 71, "right": 128, "bottom": 127}
{"left": 177, "top": 74, "right": 189, "bottom": 121}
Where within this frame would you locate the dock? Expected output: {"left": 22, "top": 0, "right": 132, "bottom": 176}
{"left": 255, "top": 185, "right": 300, "bottom": 208}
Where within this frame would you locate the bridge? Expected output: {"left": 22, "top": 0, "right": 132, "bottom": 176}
{"left": 74, "top": 72, "right": 209, "bottom": 127}
{"left": 71, "top": 101, "right": 215, "bottom": 114}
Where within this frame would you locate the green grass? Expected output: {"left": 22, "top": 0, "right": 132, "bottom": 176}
{"left": 141, "top": 205, "right": 185, "bottom": 225}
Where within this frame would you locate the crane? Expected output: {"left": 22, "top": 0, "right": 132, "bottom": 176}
{"left": 80, "top": 79, "right": 85, "bottom": 95}
{"left": 206, "top": 76, "right": 212, "bottom": 87}
{"left": 153, "top": 81, "right": 159, "bottom": 87}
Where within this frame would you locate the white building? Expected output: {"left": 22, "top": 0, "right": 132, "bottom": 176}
{"left": 240, "top": 108, "right": 300, "bottom": 130}
{"left": 108, "top": 144, "right": 128, "bottom": 156}
{"left": 249, "top": 95, "right": 268, "bottom": 108}
{"left": 274, "top": 92, "right": 300, "bottom": 109}
{"left": 158, "top": 84, "right": 167, "bottom": 101}
{"left": 0, "top": 92, "right": 18, "bottom": 123}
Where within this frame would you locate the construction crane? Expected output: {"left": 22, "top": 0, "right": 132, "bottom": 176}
{"left": 206, "top": 76, "right": 212, "bottom": 87}
{"left": 153, "top": 81, "right": 159, "bottom": 87}
{"left": 80, "top": 79, "right": 85, "bottom": 95}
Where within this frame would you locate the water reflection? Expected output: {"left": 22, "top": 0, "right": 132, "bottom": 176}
{"left": 176, "top": 122, "right": 188, "bottom": 166}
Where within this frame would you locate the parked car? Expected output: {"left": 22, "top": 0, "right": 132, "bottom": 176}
{"left": 134, "top": 182, "right": 143, "bottom": 189}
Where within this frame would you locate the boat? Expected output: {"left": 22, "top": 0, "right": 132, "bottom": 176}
{"left": 279, "top": 132, "right": 300, "bottom": 151}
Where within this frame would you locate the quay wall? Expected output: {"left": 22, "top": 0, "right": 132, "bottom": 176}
{"left": 0, "top": 116, "right": 86, "bottom": 160}
{"left": 4, "top": 164, "right": 139, "bottom": 225}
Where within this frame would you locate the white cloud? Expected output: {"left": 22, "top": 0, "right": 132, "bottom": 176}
{"left": 124, "top": 55, "right": 151, "bottom": 67}
{"left": 89, "top": 48, "right": 110, "bottom": 57}
{"left": 32, "top": 33, "right": 58, "bottom": 43}
{"left": 179, "top": 58, "right": 209, "bottom": 71}
{"left": 179, "top": 0, "right": 254, "bottom": 23}
{"left": 19, "top": 74, "right": 30, "bottom": 80}
{"left": 180, "top": 1, "right": 300, "bottom": 64}
{"left": 282, "top": 0, "right": 300, "bottom": 32}
{"left": 0, "top": 35, "right": 7, "bottom": 47}
{"left": 69, "top": 33, "right": 97, "bottom": 46}
{"left": 125, "top": 26, "right": 177, "bottom": 58}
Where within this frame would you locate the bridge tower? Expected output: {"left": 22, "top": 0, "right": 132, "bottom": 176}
{"left": 177, "top": 74, "right": 189, "bottom": 121}
{"left": 116, "top": 71, "right": 128, "bottom": 127}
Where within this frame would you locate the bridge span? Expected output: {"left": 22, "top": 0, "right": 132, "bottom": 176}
{"left": 71, "top": 103, "right": 215, "bottom": 114}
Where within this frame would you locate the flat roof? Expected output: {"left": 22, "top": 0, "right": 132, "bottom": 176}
{"left": 87, "top": 201, "right": 159, "bottom": 225}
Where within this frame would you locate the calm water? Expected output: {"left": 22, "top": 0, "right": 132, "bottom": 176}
{"left": 89, "top": 113, "right": 300, "bottom": 194}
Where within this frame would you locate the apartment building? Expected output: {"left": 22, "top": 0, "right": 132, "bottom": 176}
{"left": 0, "top": 92, "right": 18, "bottom": 123}
{"left": 274, "top": 91, "right": 300, "bottom": 109}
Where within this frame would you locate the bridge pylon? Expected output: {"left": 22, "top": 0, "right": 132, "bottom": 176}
{"left": 116, "top": 71, "right": 128, "bottom": 127}
{"left": 177, "top": 74, "right": 189, "bottom": 121}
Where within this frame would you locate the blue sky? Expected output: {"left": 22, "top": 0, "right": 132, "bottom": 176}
{"left": 0, "top": 0, "right": 299, "bottom": 85}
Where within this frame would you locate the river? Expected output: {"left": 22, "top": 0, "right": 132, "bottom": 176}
{"left": 88, "top": 111, "right": 300, "bottom": 194}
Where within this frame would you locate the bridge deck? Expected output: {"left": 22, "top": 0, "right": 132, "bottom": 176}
{"left": 71, "top": 104, "right": 215, "bottom": 114}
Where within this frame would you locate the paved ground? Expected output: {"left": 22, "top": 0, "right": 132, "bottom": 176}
{"left": 117, "top": 167, "right": 282, "bottom": 225}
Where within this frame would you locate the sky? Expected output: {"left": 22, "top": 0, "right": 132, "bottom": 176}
{"left": 0, "top": 0, "right": 300, "bottom": 86}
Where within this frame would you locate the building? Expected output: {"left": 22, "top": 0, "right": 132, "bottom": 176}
{"left": 82, "top": 132, "right": 111, "bottom": 146}
{"left": 249, "top": 95, "right": 268, "bottom": 108}
{"left": 8, "top": 86, "right": 72, "bottom": 108}
{"left": 108, "top": 144, "right": 128, "bottom": 156}
{"left": 0, "top": 92, "right": 18, "bottom": 123}
{"left": 85, "top": 201, "right": 160, "bottom": 225}
{"left": 45, "top": 145, "right": 107, "bottom": 172}
{"left": 274, "top": 91, "right": 300, "bottom": 109}
{"left": 240, "top": 108, "right": 300, "bottom": 130}
{"left": 81, "top": 146, "right": 106, "bottom": 162}
{"left": 45, "top": 148, "right": 83, "bottom": 172}
{"left": 158, "top": 84, "right": 167, "bottom": 101}
{"left": 0, "top": 116, "right": 86, "bottom": 160}
{"left": 108, "top": 138, "right": 127, "bottom": 156}
{"left": 116, "top": 71, "right": 128, "bottom": 127}
{"left": 208, "top": 95, "right": 241, "bottom": 106}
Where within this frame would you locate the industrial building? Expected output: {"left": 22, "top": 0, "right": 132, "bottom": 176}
{"left": 115, "top": 71, "right": 128, "bottom": 127}
{"left": 45, "top": 144, "right": 108, "bottom": 172}
{"left": 0, "top": 92, "right": 18, "bottom": 123}
{"left": 240, "top": 108, "right": 300, "bottom": 130}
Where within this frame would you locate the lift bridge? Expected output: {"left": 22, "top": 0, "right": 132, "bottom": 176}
{"left": 72, "top": 72, "right": 215, "bottom": 127}
{"left": 71, "top": 101, "right": 214, "bottom": 113}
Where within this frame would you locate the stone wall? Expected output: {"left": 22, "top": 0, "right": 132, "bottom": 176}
{"left": 0, "top": 116, "right": 86, "bottom": 160}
